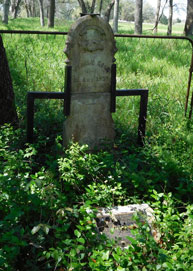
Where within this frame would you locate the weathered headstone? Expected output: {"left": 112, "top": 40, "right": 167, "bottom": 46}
{"left": 96, "top": 204, "right": 157, "bottom": 247}
{"left": 0, "top": 35, "right": 18, "bottom": 126}
{"left": 63, "top": 14, "right": 117, "bottom": 149}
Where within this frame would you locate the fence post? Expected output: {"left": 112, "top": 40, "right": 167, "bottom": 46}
{"left": 138, "top": 90, "right": 148, "bottom": 146}
{"left": 111, "top": 64, "right": 116, "bottom": 113}
{"left": 27, "top": 93, "right": 34, "bottom": 143}
{"left": 64, "top": 65, "right": 72, "bottom": 116}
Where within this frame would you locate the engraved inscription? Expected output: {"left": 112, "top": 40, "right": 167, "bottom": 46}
{"left": 73, "top": 65, "right": 109, "bottom": 84}
{"left": 79, "top": 26, "right": 105, "bottom": 52}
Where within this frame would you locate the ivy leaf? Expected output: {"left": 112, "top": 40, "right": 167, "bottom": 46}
{"left": 42, "top": 224, "right": 50, "bottom": 235}
{"left": 117, "top": 266, "right": 125, "bottom": 271}
{"left": 31, "top": 224, "right": 50, "bottom": 235}
{"left": 102, "top": 250, "right": 110, "bottom": 260}
{"left": 74, "top": 229, "right": 81, "bottom": 238}
{"left": 112, "top": 252, "right": 119, "bottom": 262}
{"left": 31, "top": 225, "right": 41, "bottom": 235}
{"left": 78, "top": 237, "right": 85, "bottom": 244}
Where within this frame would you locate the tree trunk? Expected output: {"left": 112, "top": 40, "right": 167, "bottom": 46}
{"left": 13, "top": 0, "right": 22, "bottom": 19}
{"left": 135, "top": 0, "right": 143, "bottom": 34}
{"left": 32, "top": 0, "right": 36, "bottom": 17}
{"left": 24, "top": 0, "right": 29, "bottom": 17}
{"left": 48, "top": 0, "right": 55, "bottom": 27}
{"left": 90, "top": 0, "right": 96, "bottom": 13}
{"left": 38, "top": 0, "right": 45, "bottom": 26}
{"left": 0, "top": 36, "right": 18, "bottom": 126}
{"left": 167, "top": 0, "right": 173, "bottom": 35}
{"left": 10, "top": 0, "right": 16, "bottom": 17}
{"left": 2, "top": 0, "right": 10, "bottom": 24}
{"left": 99, "top": 0, "right": 103, "bottom": 15}
{"left": 113, "top": 0, "right": 119, "bottom": 33}
{"left": 154, "top": 0, "right": 161, "bottom": 34}
{"left": 103, "top": 0, "right": 115, "bottom": 22}
{"left": 77, "top": 0, "right": 87, "bottom": 14}
{"left": 28, "top": 2, "right": 33, "bottom": 17}
{"left": 184, "top": 0, "right": 193, "bottom": 36}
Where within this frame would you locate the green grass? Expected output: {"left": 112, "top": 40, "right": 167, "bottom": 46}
{"left": 116, "top": 21, "right": 185, "bottom": 35}
{"left": 0, "top": 18, "right": 193, "bottom": 270}
{"left": 0, "top": 17, "right": 72, "bottom": 31}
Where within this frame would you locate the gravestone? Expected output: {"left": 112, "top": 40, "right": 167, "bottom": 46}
{"left": 0, "top": 35, "right": 18, "bottom": 126}
{"left": 96, "top": 204, "right": 157, "bottom": 247}
{"left": 63, "top": 14, "right": 117, "bottom": 149}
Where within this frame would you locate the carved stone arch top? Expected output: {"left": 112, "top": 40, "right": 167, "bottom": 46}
{"left": 64, "top": 15, "right": 117, "bottom": 67}
{"left": 78, "top": 25, "right": 105, "bottom": 52}
{"left": 64, "top": 15, "right": 117, "bottom": 94}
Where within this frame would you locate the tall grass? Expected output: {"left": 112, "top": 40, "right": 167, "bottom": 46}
{"left": 115, "top": 37, "right": 191, "bottom": 134}
{"left": 118, "top": 21, "right": 185, "bottom": 35}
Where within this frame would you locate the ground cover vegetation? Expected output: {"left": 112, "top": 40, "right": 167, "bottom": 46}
{"left": 0, "top": 19, "right": 193, "bottom": 270}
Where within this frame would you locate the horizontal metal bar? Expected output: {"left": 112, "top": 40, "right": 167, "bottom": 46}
{"left": 114, "top": 34, "right": 193, "bottom": 48}
{"left": 28, "top": 91, "right": 66, "bottom": 99}
{"left": 116, "top": 89, "right": 148, "bottom": 96}
{"left": 0, "top": 30, "right": 192, "bottom": 46}
{"left": 0, "top": 30, "right": 192, "bottom": 47}
{"left": 0, "top": 30, "right": 68, "bottom": 35}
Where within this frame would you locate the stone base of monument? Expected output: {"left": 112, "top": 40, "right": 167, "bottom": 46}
{"left": 63, "top": 93, "right": 115, "bottom": 149}
{"left": 95, "top": 204, "right": 156, "bottom": 248}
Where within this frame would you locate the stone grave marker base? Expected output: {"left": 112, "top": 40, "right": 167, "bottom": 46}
{"left": 96, "top": 204, "right": 156, "bottom": 248}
